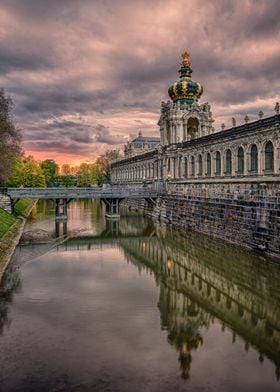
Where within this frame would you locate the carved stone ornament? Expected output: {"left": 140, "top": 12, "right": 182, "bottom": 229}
{"left": 181, "top": 51, "right": 191, "bottom": 67}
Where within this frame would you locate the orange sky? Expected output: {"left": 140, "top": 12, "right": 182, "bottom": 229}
{"left": 0, "top": 0, "right": 279, "bottom": 165}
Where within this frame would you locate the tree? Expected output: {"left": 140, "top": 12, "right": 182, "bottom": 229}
{"left": 61, "top": 164, "right": 71, "bottom": 176}
{"left": 0, "top": 89, "right": 21, "bottom": 185}
{"left": 76, "top": 163, "right": 98, "bottom": 187}
{"left": 57, "top": 175, "right": 75, "bottom": 187}
{"left": 8, "top": 156, "right": 46, "bottom": 187}
{"left": 40, "top": 159, "right": 58, "bottom": 187}
{"left": 7, "top": 158, "right": 25, "bottom": 187}
{"left": 96, "top": 150, "right": 121, "bottom": 185}
{"left": 24, "top": 157, "right": 46, "bottom": 187}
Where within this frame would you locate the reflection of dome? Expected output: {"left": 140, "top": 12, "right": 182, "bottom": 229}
{"left": 168, "top": 51, "right": 203, "bottom": 105}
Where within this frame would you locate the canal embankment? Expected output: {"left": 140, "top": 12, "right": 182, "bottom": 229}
{"left": 0, "top": 199, "right": 37, "bottom": 282}
{"left": 121, "top": 180, "right": 280, "bottom": 259}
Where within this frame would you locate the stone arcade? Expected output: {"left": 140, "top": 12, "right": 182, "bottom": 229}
{"left": 111, "top": 51, "right": 280, "bottom": 256}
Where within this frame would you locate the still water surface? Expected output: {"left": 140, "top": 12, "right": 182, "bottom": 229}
{"left": 0, "top": 200, "right": 280, "bottom": 391}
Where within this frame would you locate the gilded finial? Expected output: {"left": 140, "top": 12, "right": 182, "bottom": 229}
{"left": 181, "top": 50, "right": 191, "bottom": 67}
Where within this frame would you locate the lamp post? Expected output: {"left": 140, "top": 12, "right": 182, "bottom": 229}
{"left": 143, "top": 175, "right": 146, "bottom": 188}
{"left": 165, "top": 172, "right": 171, "bottom": 193}
{"left": 154, "top": 175, "right": 158, "bottom": 191}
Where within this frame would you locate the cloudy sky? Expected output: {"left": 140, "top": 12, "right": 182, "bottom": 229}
{"left": 0, "top": 0, "right": 279, "bottom": 165}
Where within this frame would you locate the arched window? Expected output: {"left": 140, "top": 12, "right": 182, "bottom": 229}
{"left": 265, "top": 141, "right": 274, "bottom": 171}
{"left": 167, "top": 157, "right": 171, "bottom": 174}
{"left": 237, "top": 147, "right": 244, "bottom": 174}
{"left": 184, "top": 157, "right": 188, "bottom": 178}
{"left": 191, "top": 156, "right": 195, "bottom": 176}
{"left": 226, "top": 149, "right": 232, "bottom": 175}
{"left": 216, "top": 151, "right": 221, "bottom": 175}
{"left": 206, "top": 153, "right": 211, "bottom": 176}
{"left": 250, "top": 144, "right": 258, "bottom": 172}
{"left": 198, "top": 154, "right": 202, "bottom": 176}
{"left": 187, "top": 118, "right": 199, "bottom": 140}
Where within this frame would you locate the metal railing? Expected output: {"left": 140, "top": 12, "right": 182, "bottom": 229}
{"left": 6, "top": 186, "right": 161, "bottom": 200}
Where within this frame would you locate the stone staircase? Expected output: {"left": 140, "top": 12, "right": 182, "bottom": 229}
{"left": 0, "top": 194, "right": 12, "bottom": 213}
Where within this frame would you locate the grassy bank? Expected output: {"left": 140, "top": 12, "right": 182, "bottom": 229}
{"left": 14, "top": 198, "right": 34, "bottom": 217}
{"left": 0, "top": 199, "right": 37, "bottom": 281}
{"left": 0, "top": 208, "right": 17, "bottom": 239}
{"left": 0, "top": 208, "right": 20, "bottom": 269}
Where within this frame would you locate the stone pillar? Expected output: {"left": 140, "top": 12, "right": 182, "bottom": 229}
{"left": 233, "top": 149, "right": 237, "bottom": 176}
{"left": 177, "top": 121, "right": 183, "bottom": 142}
{"left": 159, "top": 159, "right": 163, "bottom": 179}
{"left": 183, "top": 121, "right": 187, "bottom": 141}
{"left": 102, "top": 198, "right": 122, "bottom": 219}
{"left": 172, "top": 123, "right": 176, "bottom": 144}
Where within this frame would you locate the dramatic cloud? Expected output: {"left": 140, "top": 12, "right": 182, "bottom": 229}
{"left": 0, "top": 0, "right": 279, "bottom": 164}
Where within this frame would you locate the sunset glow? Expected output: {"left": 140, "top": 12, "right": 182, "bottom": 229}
{"left": 1, "top": 0, "right": 279, "bottom": 164}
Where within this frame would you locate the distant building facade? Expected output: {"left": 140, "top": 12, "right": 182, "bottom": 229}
{"left": 124, "top": 131, "right": 160, "bottom": 158}
{"left": 110, "top": 51, "right": 280, "bottom": 256}
{"left": 111, "top": 51, "right": 279, "bottom": 183}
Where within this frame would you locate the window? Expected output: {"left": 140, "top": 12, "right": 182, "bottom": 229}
{"left": 184, "top": 157, "right": 188, "bottom": 178}
{"left": 237, "top": 147, "right": 244, "bottom": 174}
{"left": 216, "top": 151, "right": 221, "bottom": 175}
{"left": 265, "top": 141, "right": 274, "bottom": 171}
{"left": 225, "top": 150, "right": 232, "bottom": 175}
{"left": 250, "top": 144, "right": 258, "bottom": 172}
{"left": 178, "top": 157, "right": 181, "bottom": 178}
{"left": 206, "top": 153, "right": 211, "bottom": 176}
{"left": 191, "top": 156, "right": 195, "bottom": 176}
{"left": 187, "top": 118, "right": 199, "bottom": 140}
{"left": 198, "top": 155, "right": 202, "bottom": 175}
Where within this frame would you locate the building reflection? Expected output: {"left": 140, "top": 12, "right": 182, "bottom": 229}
{"left": 159, "top": 286, "right": 205, "bottom": 379}
{"left": 121, "top": 223, "right": 280, "bottom": 381}
{"left": 52, "top": 215, "right": 280, "bottom": 380}
{"left": 1, "top": 211, "right": 280, "bottom": 381}
{"left": 0, "top": 264, "right": 21, "bottom": 335}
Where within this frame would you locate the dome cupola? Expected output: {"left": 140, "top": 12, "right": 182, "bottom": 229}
{"left": 168, "top": 51, "right": 203, "bottom": 105}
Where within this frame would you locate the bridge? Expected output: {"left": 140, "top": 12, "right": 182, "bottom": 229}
{"left": 6, "top": 186, "right": 161, "bottom": 220}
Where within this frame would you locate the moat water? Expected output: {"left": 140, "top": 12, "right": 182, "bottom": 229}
{"left": 0, "top": 200, "right": 280, "bottom": 392}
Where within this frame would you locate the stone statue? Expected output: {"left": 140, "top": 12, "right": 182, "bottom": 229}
{"left": 232, "top": 117, "right": 236, "bottom": 127}
{"left": 275, "top": 102, "right": 279, "bottom": 115}
{"left": 181, "top": 51, "right": 191, "bottom": 67}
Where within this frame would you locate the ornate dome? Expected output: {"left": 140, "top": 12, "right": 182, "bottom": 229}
{"left": 168, "top": 51, "right": 203, "bottom": 104}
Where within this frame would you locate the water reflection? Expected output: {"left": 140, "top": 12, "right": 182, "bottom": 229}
{"left": 1, "top": 200, "right": 280, "bottom": 388}
{"left": 0, "top": 264, "right": 21, "bottom": 334}
{"left": 26, "top": 209, "right": 280, "bottom": 382}
{"left": 122, "top": 225, "right": 280, "bottom": 381}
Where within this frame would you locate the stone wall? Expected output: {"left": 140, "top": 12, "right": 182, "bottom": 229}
{"left": 122, "top": 180, "right": 280, "bottom": 257}
{"left": 0, "top": 194, "right": 11, "bottom": 213}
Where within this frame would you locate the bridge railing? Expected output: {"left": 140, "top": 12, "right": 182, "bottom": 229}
{"left": 6, "top": 186, "right": 161, "bottom": 199}
{"left": 0, "top": 187, "right": 7, "bottom": 195}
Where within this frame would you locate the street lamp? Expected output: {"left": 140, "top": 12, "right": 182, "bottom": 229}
{"left": 164, "top": 172, "right": 171, "bottom": 192}
{"left": 143, "top": 175, "right": 146, "bottom": 188}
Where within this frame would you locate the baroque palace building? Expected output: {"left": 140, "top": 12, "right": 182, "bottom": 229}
{"left": 111, "top": 51, "right": 279, "bottom": 183}
{"left": 111, "top": 51, "right": 280, "bottom": 256}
